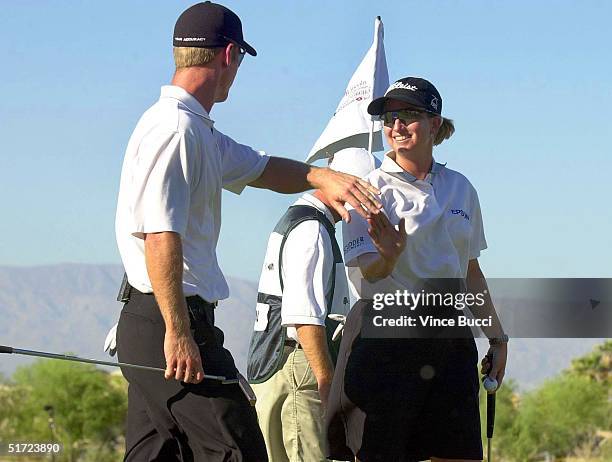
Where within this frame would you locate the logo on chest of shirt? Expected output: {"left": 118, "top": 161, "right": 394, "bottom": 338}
{"left": 450, "top": 209, "right": 470, "bottom": 221}
{"left": 344, "top": 236, "right": 365, "bottom": 253}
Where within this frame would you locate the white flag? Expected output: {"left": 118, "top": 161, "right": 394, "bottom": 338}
{"left": 306, "top": 17, "right": 389, "bottom": 164}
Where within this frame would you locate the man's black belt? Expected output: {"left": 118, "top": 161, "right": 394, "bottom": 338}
{"left": 116, "top": 273, "right": 221, "bottom": 347}
{"left": 117, "top": 273, "right": 217, "bottom": 309}
{"left": 284, "top": 339, "right": 302, "bottom": 349}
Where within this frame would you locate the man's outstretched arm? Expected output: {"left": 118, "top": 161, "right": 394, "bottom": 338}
{"left": 249, "top": 156, "right": 381, "bottom": 222}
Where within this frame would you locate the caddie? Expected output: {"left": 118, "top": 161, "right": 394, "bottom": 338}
{"left": 246, "top": 189, "right": 350, "bottom": 462}
{"left": 111, "top": 2, "right": 381, "bottom": 461}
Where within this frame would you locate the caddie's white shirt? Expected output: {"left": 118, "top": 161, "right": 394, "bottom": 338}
{"left": 116, "top": 85, "right": 269, "bottom": 302}
{"left": 281, "top": 193, "right": 345, "bottom": 342}
{"left": 343, "top": 151, "right": 487, "bottom": 294}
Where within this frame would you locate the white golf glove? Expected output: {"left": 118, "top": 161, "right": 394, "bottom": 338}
{"left": 104, "top": 323, "right": 118, "bottom": 357}
{"left": 327, "top": 314, "right": 346, "bottom": 341}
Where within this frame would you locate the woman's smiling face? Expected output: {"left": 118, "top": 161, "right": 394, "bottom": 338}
{"left": 382, "top": 99, "right": 439, "bottom": 155}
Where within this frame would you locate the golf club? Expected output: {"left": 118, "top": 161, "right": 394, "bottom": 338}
{"left": 0, "top": 344, "right": 231, "bottom": 383}
{"left": 483, "top": 353, "right": 498, "bottom": 462}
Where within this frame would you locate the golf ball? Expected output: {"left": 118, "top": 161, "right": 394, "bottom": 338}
{"left": 483, "top": 376, "right": 498, "bottom": 392}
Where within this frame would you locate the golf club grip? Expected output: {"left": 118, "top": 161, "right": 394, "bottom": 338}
{"left": 487, "top": 392, "right": 496, "bottom": 439}
{"left": 0, "top": 345, "right": 14, "bottom": 354}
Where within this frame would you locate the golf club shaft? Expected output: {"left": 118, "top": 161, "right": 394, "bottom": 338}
{"left": 487, "top": 391, "right": 496, "bottom": 439}
{"left": 485, "top": 353, "right": 496, "bottom": 461}
{"left": 486, "top": 392, "right": 496, "bottom": 461}
{"left": 0, "top": 345, "right": 227, "bottom": 381}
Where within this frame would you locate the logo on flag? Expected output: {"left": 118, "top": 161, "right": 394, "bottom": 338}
{"left": 306, "top": 17, "right": 389, "bottom": 164}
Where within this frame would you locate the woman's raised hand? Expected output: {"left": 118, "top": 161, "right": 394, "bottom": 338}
{"left": 367, "top": 213, "right": 407, "bottom": 264}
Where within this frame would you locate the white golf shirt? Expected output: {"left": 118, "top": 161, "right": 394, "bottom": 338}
{"left": 116, "top": 85, "right": 269, "bottom": 302}
{"left": 280, "top": 193, "right": 349, "bottom": 342}
{"left": 343, "top": 152, "right": 487, "bottom": 294}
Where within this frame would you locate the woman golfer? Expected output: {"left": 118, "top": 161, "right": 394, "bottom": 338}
{"left": 326, "top": 76, "right": 508, "bottom": 462}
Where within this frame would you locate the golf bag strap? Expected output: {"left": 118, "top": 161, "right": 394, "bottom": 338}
{"left": 277, "top": 206, "right": 339, "bottom": 294}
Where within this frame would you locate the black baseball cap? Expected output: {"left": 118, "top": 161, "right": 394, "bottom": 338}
{"left": 368, "top": 77, "right": 442, "bottom": 116}
{"left": 173, "top": 1, "right": 257, "bottom": 56}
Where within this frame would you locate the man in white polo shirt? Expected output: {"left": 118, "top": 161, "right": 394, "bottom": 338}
{"left": 113, "top": 3, "right": 380, "bottom": 461}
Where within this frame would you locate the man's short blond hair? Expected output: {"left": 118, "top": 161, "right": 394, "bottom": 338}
{"left": 173, "top": 46, "right": 221, "bottom": 68}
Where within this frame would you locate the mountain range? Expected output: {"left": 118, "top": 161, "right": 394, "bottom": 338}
{"left": 0, "top": 264, "right": 605, "bottom": 390}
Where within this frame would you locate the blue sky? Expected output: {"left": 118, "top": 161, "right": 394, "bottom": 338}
{"left": 1, "top": 0, "right": 610, "bottom": 282}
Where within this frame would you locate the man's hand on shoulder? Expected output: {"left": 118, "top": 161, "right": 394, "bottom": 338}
{"left": 249, "top": 157, "right": 381, "bottom": 221}
{"left": 310, "top": 167, "right": 381, "bottom": 223}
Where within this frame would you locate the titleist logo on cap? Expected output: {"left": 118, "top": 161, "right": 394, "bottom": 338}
{"left": 387, "top": 82, "right": 418, "bottom": 93}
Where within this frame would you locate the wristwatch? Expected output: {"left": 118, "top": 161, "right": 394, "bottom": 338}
{"left": 488, "top": 334, "right": 509, "bottom": 345}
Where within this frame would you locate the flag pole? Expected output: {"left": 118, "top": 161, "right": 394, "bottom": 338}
{"left": 368, "top": 16, "right": 383, "bottom": 157}
{"left": 368, "top": 117, "right": 375, "bottom": 156}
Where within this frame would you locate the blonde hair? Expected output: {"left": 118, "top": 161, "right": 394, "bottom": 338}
{"left": 173, "top": 46, "right": 221, "bottom": 68}
{"left": 433, "top": 117, "right": 455, "bottom": 146}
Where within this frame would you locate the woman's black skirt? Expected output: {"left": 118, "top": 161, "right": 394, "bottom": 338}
{"left": 326, "top": 300, "right": 484, "bottom": 462}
